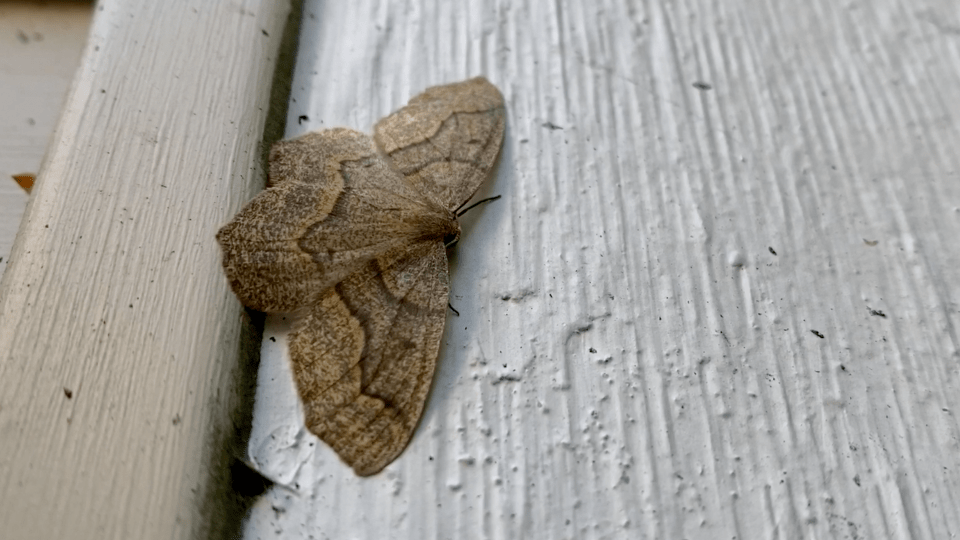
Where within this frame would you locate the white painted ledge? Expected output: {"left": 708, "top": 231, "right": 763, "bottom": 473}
{"left": 243, "top": 1, "right": 960, "bottom": 539}
{"left": 0, "top": 1, "right": 292, "bottom": 539}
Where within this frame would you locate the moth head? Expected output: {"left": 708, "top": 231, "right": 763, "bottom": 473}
{"left": 412, "top": 206, "right": 461, "bottom": 247}
{"left": 445, "top": 195, "right": 501, "bottom": 248}
{"left": 443, "top": 222, "right": 461, "bottom": 248}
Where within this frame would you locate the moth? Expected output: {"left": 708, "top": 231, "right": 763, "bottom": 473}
{"left": 217, "top": 77, "right": 505, "bottom": 476}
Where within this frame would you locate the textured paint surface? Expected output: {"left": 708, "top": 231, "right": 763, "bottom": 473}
{"left": 245, "top": 0, "right": 960, "bottom": 538}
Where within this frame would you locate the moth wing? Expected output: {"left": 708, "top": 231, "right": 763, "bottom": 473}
{"left": 217, "top": 128, "right": 444, "bottom": 312}
{"left": 266, "top": 127, "right": 373, "bottom": 188}
{"left": 374, "top": 76, "right": 506, "bottom": 211}
{"left": 288, "top": 240, "right": 449, "bottom": 476}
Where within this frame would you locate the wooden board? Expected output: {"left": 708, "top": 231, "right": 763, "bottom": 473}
{"left": 0, "top": 1, "right": 293, "bottom": 539}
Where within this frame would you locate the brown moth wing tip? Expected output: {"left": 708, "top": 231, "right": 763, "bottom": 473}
{"left": 349, "top": 442, "right": 407, "bottom": 477}
{"left": 314, "top": 426, "right": 400, "bottom": 477}
{"left": 352, "top": 462, "right": 385, "bottom": 477}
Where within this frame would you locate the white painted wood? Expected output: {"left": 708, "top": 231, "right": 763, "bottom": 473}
{"left": 0, "top": 2, "right": 93, "bottom": 281}
{"left": 243, "top": 0, "right": 960, "bottom": 539}
{"left": 0, "top": 1, "right": 291, "bottom": 538}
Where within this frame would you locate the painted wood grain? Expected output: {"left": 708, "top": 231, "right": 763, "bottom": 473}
{"left": 243, "top": 0, "right": 960, "bottom": 539}
{"left": 0, "top": 1, "right": 292, "bottom": 539}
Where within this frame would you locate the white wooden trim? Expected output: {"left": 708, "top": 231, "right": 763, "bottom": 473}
{"left": 0, "top": 1, "right": 291, "bottom": 538}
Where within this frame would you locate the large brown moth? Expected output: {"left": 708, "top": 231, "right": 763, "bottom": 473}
{"left": 217, "top": 77, "right": 505, "bottom": 476}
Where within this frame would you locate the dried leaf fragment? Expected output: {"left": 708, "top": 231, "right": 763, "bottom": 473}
{"left": 11, "top": 173, "right": 35, "bottom": 193}
{"left": 217, "top": 77, "right": 505, "bottom": 476}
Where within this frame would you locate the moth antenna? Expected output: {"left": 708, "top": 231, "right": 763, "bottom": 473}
{"left": 456, "top": 195, "right": 501, "bottom": 217}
